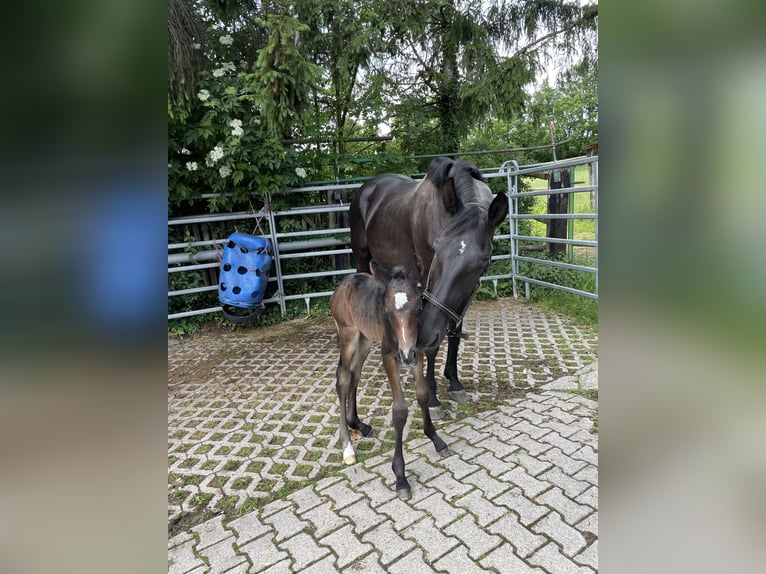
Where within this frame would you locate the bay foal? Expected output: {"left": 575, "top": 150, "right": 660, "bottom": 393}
{"left": 330, "top": 264, "right": 450, "bottom": 499}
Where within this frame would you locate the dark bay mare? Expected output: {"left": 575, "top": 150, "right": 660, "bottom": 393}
{"left": 350, "top": 157, "right": 509, "bottom": 418}
{"left": 330, "top": 264, "right": 449, "bottom": 499}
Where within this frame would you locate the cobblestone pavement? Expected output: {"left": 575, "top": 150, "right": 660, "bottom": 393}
{"left": 168, "top": 297, "right": 598, "bottom": 572}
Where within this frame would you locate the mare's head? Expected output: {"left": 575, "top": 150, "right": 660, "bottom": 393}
{"left": 372, "top": 263, "right": 422, "bottom": 367}
{"left": 417, "top": 158, "right": 509, "bottom": 352}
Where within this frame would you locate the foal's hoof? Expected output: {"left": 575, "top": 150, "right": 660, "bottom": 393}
{"left": 344, "top": 454, "right": 357, "bottom": 465}
{"left": 429, "top": 406, "right": 444, "bottom": 421}
{"left": 448, "top": 389, "right": 469, "bottom": 403}
{"left": 396, "top": 487, "right": 412, "bottom": 500}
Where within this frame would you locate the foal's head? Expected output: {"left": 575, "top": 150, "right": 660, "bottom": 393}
{"left": 374, "top": 263, "right": 422, "bottom": 368}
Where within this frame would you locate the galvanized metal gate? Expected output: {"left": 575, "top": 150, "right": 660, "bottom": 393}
{"left": 168, "top": 156, "right": 597, "bottom": 321}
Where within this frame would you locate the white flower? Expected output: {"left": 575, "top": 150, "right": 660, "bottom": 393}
{"left": 180, "top": 147, "right": 190, "bottom": 155}
{"left": 212, "top": 68, "right": 225, "bottom": 78}
{"left": 219, "top": 165, "right": 232, "bottom": 178}
{"left": 229, "top": 119, "right": 243, "bottom": 137}
{"left": 213, "top": 62, "right": 236, "bottom": 77}
{"left": 219, "top": 35, "right": 233, "bottom": 46}
{"left": 192, "top": 43, "right": 201, "bottom": 50}
{"left": 295, "top": 167, "right": 307, "bottom": 179}
{"left": 197, "top": 89, "right": 210, "bottom": 101}
{"left": 206, "top": 145, "right": 224, "bottom": 166}
{"left": 186, "top": 161, "right": 198, "bottom": 171}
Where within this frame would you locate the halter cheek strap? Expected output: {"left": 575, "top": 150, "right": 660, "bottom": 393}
{"left": 422, "top": 264, "right": 479, "bottom": 335}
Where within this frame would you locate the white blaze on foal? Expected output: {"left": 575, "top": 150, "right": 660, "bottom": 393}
{"left": 394, "top": 291, "right": 408, "bottom": 310}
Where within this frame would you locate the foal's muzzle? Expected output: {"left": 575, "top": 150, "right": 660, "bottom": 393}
{"left": 398, "top": 348, "right": 418, "bottom": 367}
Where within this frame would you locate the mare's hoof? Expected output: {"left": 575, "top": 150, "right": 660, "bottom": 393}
{"left": 396, "top": 487, "right": 412, "bottom": 500}
{"left": 438, "top": 447, "right": 452, "bottom": 458}
{"left": 429, "top": 406, "right": 444, "bottom": 421}
{"left": 448, "top": 389, "right": 469, "bottom": 403}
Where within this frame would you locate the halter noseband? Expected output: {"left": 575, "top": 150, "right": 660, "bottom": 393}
{"left": 422, "top": 263, "right": 479, "bottom": 336}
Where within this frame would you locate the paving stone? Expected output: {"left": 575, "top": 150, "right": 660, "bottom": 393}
{"left": 303, "top": 501, "right": 348, "bottom": 538}
{"left": 359, "top": 477, "right": 398, "bottom": 508}
{"left": 575, "top": 512, "right": 598, "bottom": 538}
{"left": 192, "top": 515, "right": 230, "bottom": 550}
{"left": 474, "top": 451, "right": 514, "bottom": 477}
{"left": 361, "top": 521, "right": 416, "bottom": 566}
{"left": 320, "top": 524, "right": 374, "bottom": 568}
{"left": 388, "top": 548, "right": 439, "bottom": 574}
{"left": 340, "top": 463, "right": 378, "bottom": 486}
{"left": 406, "top": 456, "right": 447, "bottom": 483}
{"left": 413, "top": 492, "right": 466, "bottom": 529}
{"left": 341, "top": 552, "right": 386, "bottom": 574}
{"left": 168, "top": 538, "right": 205, "bottom": 574}
{"left": 540, "top": 466, "right": 590, "bottom": 498}
{"left": 198, "top": 536, "right": 247, "bottom": 573}
{"left": 503, "top": 466, "right": 550, "bottom": 498}
{"left": 168, "top": 531, "right": 195, "bottom": 550}
{"left": 320, "top": 481, "right": 364, "bottom": 511}
{"left": 287, "top": 486, "right": 325, "bottom": 514}
{"left": 516, "top": 408, "right": 546, "bottom": 426}
{"left": 474, "top": 434, "right": 521, "bottom": 458}
{"left": 450, "top": 424, "right": 486, "bottom": 444}
{"left": 540, "top": 447, "right": 588, "bottom": 476}
{"left": 263, "top": 508, "right": 309, "bottom": 542}
{"left": 444, "top": 438, "right": 484, "bottom": 460}
{"left": 433, "top": 545, "right": 492, "bottom": 574}
{"left": 527, "top": 541, "right": 594, "bottom": 574}
{"left": 540, "top": 431, "right": 581, "bottom": 455}
{"left": 487, "top": 512, "right": 547, "bottom": 558}
{"left": 480, "top": 543, "right": 547, "bottom": 574}
{"left": 439, "top": 454, "right": 481, "bottom": 480}
{"left": 572, "top": 464, "right": 598, "bottom": 486}
{"left": 239, "top": 534, "right": 289, "bottom": 573}
{"left": 260, "top": 558, "right": 292, "bottom": 574}
{"left": 532, "top": 511, "right": 587, "bottom": 557}
{"left": 512, "top": 433, "right": 553, "bottom": 457}
{"left": 495, "top": 487, "right": 551, "bottom": 526}
{"left": 539, "top": 418, "right": 581, "bottom": 438}
{"left": 227, "top": 511, "right": 270, "bottom": 544}
{"left": 462, "top": 468, "right": 512, "bottom": 500}
{"left": 279, "top": 532, "right": 331, "bottom": 571}
{"left": 509, "top": 451, "right": 554, "bottom": 477}
{"left": 454, "top": 488, "right": 509, "bottom": 527}
{"left": 425, "top": 471, "right": 474, "bottom": 500}
{"left": 301, "top": 554, "right": 341, "bottom": 574}
{"left": 222, "top": 563, "right": 251, "bottom": 574}
{"left": 401, "top": 516, "right": 460, "bottom": 562}
{"left": 574, "top": 540, "right": 598, "bottom": 569}
{"left": 337, "top": 498, "right": 386, "bottom": 534}
{"left": 377, "top": 497, "right": 426, "bottom": 530}
{"left": 444, "top": 514, "right": 503, "bottom": 560}
{"left": 575, "top": 485, "right": 598, "bottom": 509}
{"left": 571, "top": 445, "right": 598, "bottom": 465}
{"left": 537, "top": 487, "right": 593, "bottom": 526}
{"left": 261, "top": 499, "right": 292, "bottom": 519}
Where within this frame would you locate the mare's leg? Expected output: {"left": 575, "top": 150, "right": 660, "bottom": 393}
{"left": 415, "top": 354, "right": 450, "bottom": 457}
{"left": 335, "top": 340, "right": 357, "bottom": 465}
{"left": 425, "top": 348, "right": 444, "bottom": 420}
{"left": 444, "top": 328, "right": 468, "bottom": 403}
{"left": 346, "top": 336, "right": 373, "bottom": 437}
{"left": 381, "top": 345, "right": 410, "bottom": 499}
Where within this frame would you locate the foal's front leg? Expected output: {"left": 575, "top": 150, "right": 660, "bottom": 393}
{"left": 382, "top": 348, "right": 410, "bottom": 499}
{"left": 415, "top": 353, "right": 450, "bottom": 457}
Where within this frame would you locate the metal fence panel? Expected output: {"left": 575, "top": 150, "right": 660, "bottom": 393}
{"left": 167, "top": 157, "right": 598, "bottom": 321}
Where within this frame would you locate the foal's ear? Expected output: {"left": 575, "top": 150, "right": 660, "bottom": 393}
{"left": 370, "top": 260, "right": 392, "bottom": 284}
{"left": 426, "top": 156, "right": 457, "bottom": 215}
{"left": 488, "top": 191, "right": 509, "bottom": 230}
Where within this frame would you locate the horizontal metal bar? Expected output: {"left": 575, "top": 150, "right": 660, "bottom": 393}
{"left": 168, "top": 262, "right": 219, "bottom": 273}
{"left": 168, "top": 306, "right": 222, "bottom": 320}
{"left": 512, "top": 214, "right": 597, "bottom": 220}
{"left": 515, "top": 276, "right": 598, "bottom": 300}
{"left": 514, "top": 255, "right": 597, "bottom": 274}
{"left": 282, "top": 291, "right": 334, "bottom": 302}
{"left": 506, "top": 156, "right": 598, "bottom": 176}
{"left": 509, "top": 185, "right": 596, "bottom": 198}
{"left": 168, "top": 285, "right": 217, "bottom": 297}
{"left": 168, "top": 210, "right": 268, "bottom": 226}
{"left": 511, "top": 235, "right": 597, "bottom": 247}
{"left": 168, "top": 239, "right": 226, "bottom": 250}
{"left": 280, "top": 269, "right": 352, "bottom": 281}
{"left": 274, "top": 205, "right": 350, "bottom": 216}
{"left": 278, "top": 247, "right": 352, "bottom": 259}
{"left": 275, "top": 228, "right": 350, "bottom": 239}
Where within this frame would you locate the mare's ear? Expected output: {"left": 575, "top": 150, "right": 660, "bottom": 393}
{"left": 426, "top": 157, "right": 457, "bottom": 215}
{"left": 370, "top": 260, "right": 391, "bottom": 284}
{"left": 488, "top": 191, "right": 509, "bottom": 230}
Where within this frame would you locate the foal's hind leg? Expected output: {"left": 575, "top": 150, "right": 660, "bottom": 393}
{"left": 346, "top": 336, "right": 373, "bottom": 437}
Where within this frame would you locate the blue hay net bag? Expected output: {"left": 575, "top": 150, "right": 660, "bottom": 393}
{"left": 218, "top": 233, "right": 273, "bottom": 323}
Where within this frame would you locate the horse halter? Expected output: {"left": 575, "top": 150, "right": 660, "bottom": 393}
{"left": 422, "top": 264, "right": 479, "bottom": 336}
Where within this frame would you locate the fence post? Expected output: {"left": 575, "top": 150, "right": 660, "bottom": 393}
{"left": 266, "top": 195, "right": 287, "bottom": 315}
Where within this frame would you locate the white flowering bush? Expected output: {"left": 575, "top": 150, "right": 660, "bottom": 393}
{"left": 168, "top": 16, "right": 318, "bottom": 212}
